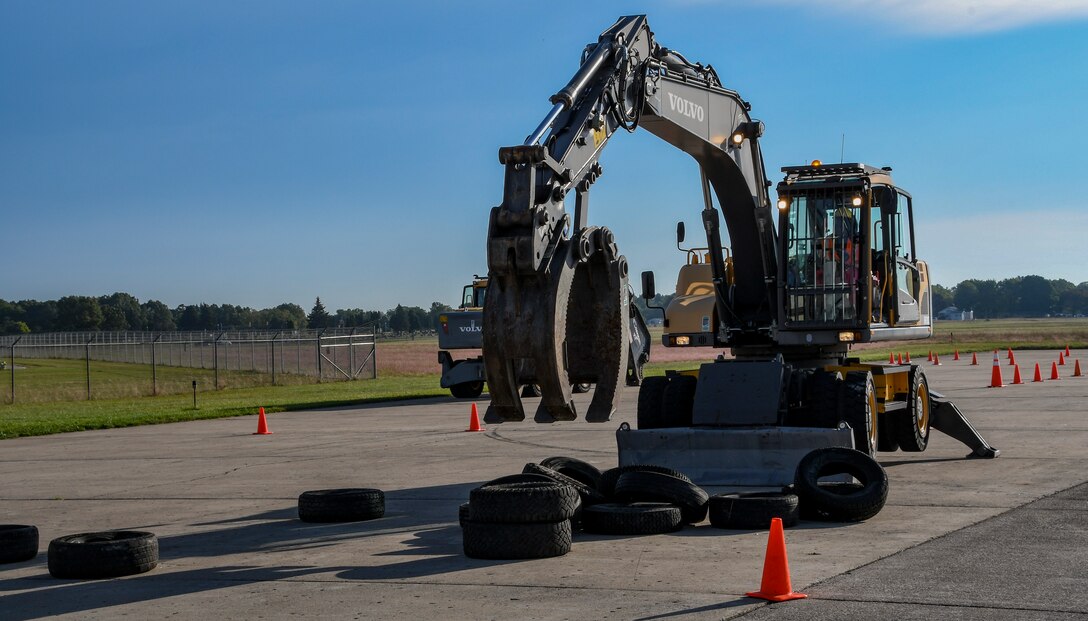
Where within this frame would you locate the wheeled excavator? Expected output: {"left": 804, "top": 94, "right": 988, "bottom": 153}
{"left": 482, "top": 15, "right": 997, "bottom": 484}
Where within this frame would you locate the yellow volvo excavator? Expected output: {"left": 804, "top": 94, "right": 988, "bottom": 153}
{"left": 482, "top": 15, "right": 996, "bottom": 484}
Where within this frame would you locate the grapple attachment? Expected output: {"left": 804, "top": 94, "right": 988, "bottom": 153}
{"left": 483, "top": 227, "right": 629, "bottom": 424}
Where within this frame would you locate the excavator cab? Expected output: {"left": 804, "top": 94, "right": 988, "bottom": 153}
{"left": 776, "top": 163, "right": 932, "bottom": 345}
{"left": 460, "top": 278, "right": 488, "bottom": 310}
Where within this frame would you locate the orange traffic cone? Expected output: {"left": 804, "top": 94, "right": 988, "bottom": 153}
{"left": 933, "top": 353, "right": 941, "bottom": 366}
{"left": 989, "top": 352, "right": 1004, "bottom": 388}
{"left": 889, "top": 353, "right": 895, "bottom": 364}
{"left": 253, "top": 407, "right": 272, "bottom": 435}
{"left": 1011, "top": 364, "right": 1023, "bottom": 385}
{"left": 927, "top": 350, "right": 933, "bottom": 362}
{"left": 1051, "top": 361, "right": 1061, "bottom": 380}
{"left": 1058, "top": 352, "right": 1066, "bottom": 366}
{"left": 953, "top": 350, "right": 960, "bottom": 361}
{"left": 1066, "top": 345, "right": 1072, "bottom": 357}
{"left": 1007, "top": 348, "right": 1013, "bottom": 360}
{"left": 971, "top": 352, "right": 979, "bottom": 366}
{"left": 1033, "top": 363, "right": 1043, "bottom": 383}
{"left": 905, "top": 352, "right": 912, "bottom": 363}
{"left": 897, "top": 353, "right": 903, "bottom": 365}
{"left": 746, "top": 517, "right": 807, "bottom": 602}
{"left": 1008, "top": 351, "right": 1016, "bottom": 366}
{"left": 1074, "top": 359, "right": 1083, "bottom": 377}
{"left": 466, "top": 402, "right": 485, "bottom": 432}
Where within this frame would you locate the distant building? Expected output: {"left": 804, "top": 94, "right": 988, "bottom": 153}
{"left": 937, "top": 306, "right": 974, "bottom": 321}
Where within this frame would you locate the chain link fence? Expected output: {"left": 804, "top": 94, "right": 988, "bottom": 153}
{"left": 1, "top": 326, "right": 376, "bottom": 404}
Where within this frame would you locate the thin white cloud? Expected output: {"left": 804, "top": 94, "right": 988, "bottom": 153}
{"left": 765, "top": 0, "right": 1088, "bottom": 34}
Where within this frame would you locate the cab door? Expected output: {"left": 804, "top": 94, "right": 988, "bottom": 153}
{"left": 891, "top": 191, "right": 921, "bottom": 325}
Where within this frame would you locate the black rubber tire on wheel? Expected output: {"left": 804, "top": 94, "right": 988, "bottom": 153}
{"left": 795, "top": 482, "right": 865, "bottom": 520}
{"left": 523, "top": 463, "right": 606, "bottom": 507}
{"left": 462, "top": 519, "right": 571, "bottom": 559}
{"left": 469, "top": 482, "right": 579, "bottom": 523}
{"left": 450, "top": 381, "right": 484, "bottom": 399}
{"left": 459, "top": 502, "right": 470, "bottom": 528}
{"left": 581, "top": 503, "right": 683, "bottom": 535}
{"left": 298, "top": 488, "right": 385, "bottom": 523}
{"left": 890, "top": 368, "right": 931, "bottom": 452}
{"left": 613, "top": 471, "right": 709, "bottom": 524}
{"left": 48, "top": 531, "right": 158, "bottom": 579}
{"left": 598, "top": 464, "right": 692, "bottom": 498}
{"left": 842, "top": 371, "right": 879, "bottom": 457}
{"left": 539, "top": 456, "right": 602, "bottom": 489}
{"left": 807, "top": 370, "right": 843, "bottom": 428}
{"left": 521, "top": 384, "right": 542, "bottom": 398}
{"left": 708, "top": 492, "right": 800, "bottom": 530}
{"left": 661, "top": 375, "right": 697, "bottom": 428}
{"left": 637, "top": 376, "right": 669, "bottom": 430}
{"left": 794, "top": 447, "right": 888, "bottom": 522}
{"left": 571, "top": 383, "right": 592, "bottom": 394}
{"left": 481, "top": 473, "right": 554, "bottom": 488}
{"left": 0, "top": 525, "right": 39, "bottom": 564}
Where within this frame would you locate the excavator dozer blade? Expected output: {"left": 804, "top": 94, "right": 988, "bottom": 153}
{"left": 483, "top": 230, "right": 629, "bottom": 424}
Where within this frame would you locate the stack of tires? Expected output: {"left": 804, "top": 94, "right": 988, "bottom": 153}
{"left": 462, "top": 477, "right": 579, "bottom": 560}
{"left": 587, "top": 465, "right": 708, "bottom": 535}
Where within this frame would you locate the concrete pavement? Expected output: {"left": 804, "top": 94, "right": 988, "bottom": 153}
{"left": 1, "top": 348, "right": 1085, "bottom": 619}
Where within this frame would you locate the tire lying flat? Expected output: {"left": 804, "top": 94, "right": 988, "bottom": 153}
{"left": 539, "top": 456, "right": 602, "bottom": 489}
{"left": 612, "top": 471, "right": 709, "bottom": 524}
{"left": 581, "top": 503, "right": 682, "bottom": 536}
{"left": 794, "top": 447, "right": 888, "bottom": 522}
{"left": 298, "top": 488, "right": 385, "bottom": 523}
{"left": 708, "top": 492, "right": 800, "bottom": 530}
{"left": 0, "top": 525, "right": 39, "bottom": 564}
{"left": 597, "top": 464, "right": 691, "bottom": 498}
{"left": 462, "top": 519, "right": 571, "bottom": 560}
{"left": 523, "top": 463, "right": 605, "bottom": 507}
{"left": 48, "top": 531, "right": 158, "bottom": 579}
{"left": 469, "top": 482, "right": 579, "bottom": 523}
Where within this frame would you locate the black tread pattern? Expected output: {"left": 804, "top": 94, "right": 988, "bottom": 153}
{"left": 661, "top": 375, "right": 697, "bottom": 428}
{"left": 482, "top": 473, "right": 554, "bottom": 487}
{"left": 523, "top": 463, "right": 605, "bottom": 506}
{"left": 469, "top": 482, "right": 579, "bottom": 523}
{"left": 581, "top": 503, "right": 683, "bottom": 535}
{"left": 612, "top": 471, "right": 709, "bottom": 524}
{"left": 462, "top": 519, "right": 572, "bottom": 559}
{"left": 637, "top": 376, "right": 669, "bottom": 430}
{"left": 298, "top": 488, "right": 385, "bottom": 523}
{"left": 598, "top": 465, "right": 692, "bottom": 498}
{"left": 807, "top": 370, "right": 843, "bottom": 428}
{"left": 708, "top": 492, "right": 800, "bottom": 530}
{"left": 539, "top": 456, "right": 602, "bottom": 489}
{"left": 842, "top": 371, "right": 877, "bottom": 456}
{"left": 48, "top": 531, "right": 158, "bottom": 579}
{"left": 794, "top": 447, "right": 888, "bottom": 522}
{"left": 458, "top": 502, "right": 470, "bottom": 528}
{"left": 795, "top": 482, "right": 865, "bottom": 520}
{"left": 890, "top": 368, "right": 930, "bottom": 452}
{"left": 450, "top": 381, "right": 484, "bottom": 399}
{"left": 0, "top": 525, "right": 39, "bottom": 564}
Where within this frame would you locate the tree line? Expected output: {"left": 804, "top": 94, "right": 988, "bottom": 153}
{"left": 631, "top": 275, "right": 1088, "bottom": 320}
{"left": 0, "top": 294, "right": 453, "bottom": 336}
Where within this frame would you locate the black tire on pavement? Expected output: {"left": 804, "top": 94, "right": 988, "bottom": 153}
{"left": 462, "top": 519, "right": 572, "bottom": 560}
{"left": 708, "top": 492, "right": 800, "bottom": 530}
{"left": 0, "top": 525, "right": 39, "bottom": 564}
{"left": 612, "top": 471, "right": 709, "bottom": 524}
{"left": 796, "top": 482, "right": 865, "bottom": 520}
{"left": 661, "top": 375, "right": 697, "bottom": 428}
{"left": 597, "top": 465, "right": 692, "bottom": 498}
{"left": 890, "top": 368, "right": 931, "bottom": 452}
{"left": 469, "top": 482, "right": 579, "bottom": 523}
{"left": 581, "top": 503, "right": 683, "bottom": 536}
{"left": 450, "top": 381, "right": 484, "bottom": 399}
{"left": 842, "top": 371, "right": 879, "bottom": 457}
{"left": 523, "top": 463, "right": 606, "bottom": 507}
{"left": 636, "top": 376, "right": 669, "bottom": 430}
{"left": 572, "top": 383, "right": 592, "bottom": 394}
{"left": 48, "top": 531, "right": 158, "bottom": 579}
{"left": 481, "top": 473, "right": 554, "bottom": 488}
{"left": 298, "top": 488, "right": 385, "bottom": 523}
{"left": 539, "top": 456, "right": 602, "bottom": 489}
{"left": 521, "top": 384, "right": 542, "bottom": 398}
{"left": 794, "top": 447, "right": 888, "bottom": 522}
{"left": 459, "top": 502, "right": 470, "bottom": 528}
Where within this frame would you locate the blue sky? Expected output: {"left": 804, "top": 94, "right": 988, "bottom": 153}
{"left": 2, "top": 1, "right": 1087, "bottom": 312}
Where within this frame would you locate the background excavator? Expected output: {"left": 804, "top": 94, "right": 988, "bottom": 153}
{"left": 483, "top": 15, "right": 996, "bottom": 484}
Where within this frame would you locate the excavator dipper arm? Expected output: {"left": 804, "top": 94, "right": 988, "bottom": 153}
{"left": 483, "top": 15, "right": 777, "bottom": 424}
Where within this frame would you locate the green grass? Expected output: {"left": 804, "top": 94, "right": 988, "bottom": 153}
{"left": 0, "top": 373, "right": 445, "bottom": 440}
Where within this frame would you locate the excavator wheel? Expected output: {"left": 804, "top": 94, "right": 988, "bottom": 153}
{"left": 660, "top": 375, "right": 697, "bottom": 428}
{"left": 450, "top": 381, "right": 485, "bottom": 399}
{"left": 890, "top": 368, "right": 931, "bottom": 452}
{"left": 841, "top": 371, "right": 878, "bottom": 457}
{"left": 636, "top": 376, "right": 669, "bottom": 430}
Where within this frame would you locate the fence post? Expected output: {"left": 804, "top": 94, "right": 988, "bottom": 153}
{"left": 316, "top": 329, "right": 326, "bottom": 383}
{"left": 214, "top": 331, "right": 224, "bottom": 390}
{"left": 373, "top": 325, "right": 378, "bottom": 379}
{"left": 271, "top": 331, "right": 281, "bottom": 385}
{"left": 349, "top": 327, "right": 356, "bottom": 381}
{"left": 9, "top": 336, "right": 20, "bottom": 404}
{"left": 85, "top": 335, "right": 96, "bottom": 400}
{"left": 151, "top": 334, "right": 162, "bottom": 396}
